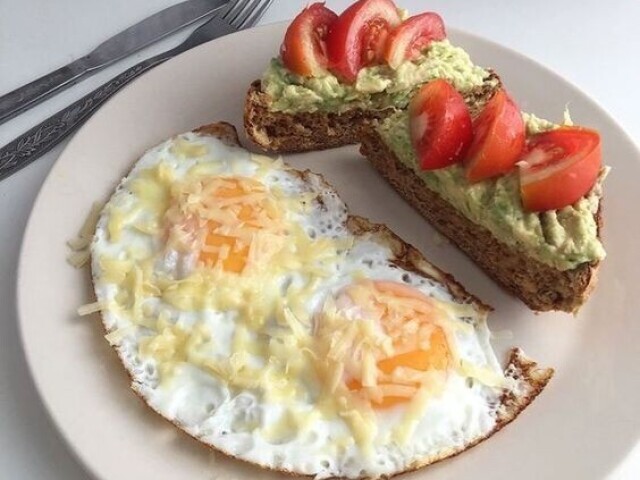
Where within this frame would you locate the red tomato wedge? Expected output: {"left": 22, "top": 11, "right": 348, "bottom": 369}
{"left": 464, "top": 89, "right": 525, "bottom": 182}
{"left": 384, "top": 12, "right": 446, "bottom": 69}
{"left": 280, "top": 3, "right": 338, "bottom": 77}
{"left": 326, "top": 0, "right": 401, "bottom": 83}
{"left": 409, "top": 79, "right": 473, "bottom": 170}
{"left": 518, "top": 127, "right": 602, "bottom": 212}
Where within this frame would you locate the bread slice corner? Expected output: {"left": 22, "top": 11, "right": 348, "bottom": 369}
{"left": 359, "top": 126, "right": 602, "bottom": 313}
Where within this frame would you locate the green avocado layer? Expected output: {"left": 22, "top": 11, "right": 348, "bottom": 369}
{"left": 376, "top": 112, "right": 606, "bottom": 271}
{"left": 262, "top": 40, "right": 490, "bottom": 114}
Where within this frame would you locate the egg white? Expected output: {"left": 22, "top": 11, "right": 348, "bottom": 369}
{"left": 91, "top": 131, "right": 513, "bottom": 479}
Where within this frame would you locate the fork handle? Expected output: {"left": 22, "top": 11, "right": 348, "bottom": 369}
{"left": 0, "top": 52, "right": 172, "bottom": 181}
{"left": 0, "top": 57, "right": 92, "bottom": 125}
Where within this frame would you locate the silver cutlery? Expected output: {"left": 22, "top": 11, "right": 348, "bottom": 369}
{"left": 0, "top": 0, "right": 231, "bottom": 125}
{"left": 0, "top": 0, "right": 274, "bottom": 182}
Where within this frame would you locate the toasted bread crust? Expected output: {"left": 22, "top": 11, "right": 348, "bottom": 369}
{"left": 244, "top": 80, "right": 394, "bottom": 153}
{"left": 96, "top": 122, "right": 553, "bottom": 479}
{"left": 360, "top": 128, "right": 601, "bottom": 312}
{"left": 244, "top": 73, "right": 501, "bottom": 154}
{"left": 244, "top": 70, "right": 601, "bottom": 312}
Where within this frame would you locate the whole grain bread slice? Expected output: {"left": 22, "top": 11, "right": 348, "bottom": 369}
{"left": 244, "top": 74, "right": 500, "bottom": 153}
{"left": 245, "top": 69, "right": 602, "bottom": 311}
{"left": 94, "top": 121, "right": 554, "bottom": 479}
{"left": 359, "top": 128, "right": 602, "bottom": 313}
{"left": 244, "top": 80, "right": 395, "bottom": 153}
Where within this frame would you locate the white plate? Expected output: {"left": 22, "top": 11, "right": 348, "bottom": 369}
{"left": 17, "top": 23, "right": 640, "bottom": 480}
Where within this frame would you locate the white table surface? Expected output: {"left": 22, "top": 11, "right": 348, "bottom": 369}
{"left": 1, "top": 0, "right": 638, "bottom": 478}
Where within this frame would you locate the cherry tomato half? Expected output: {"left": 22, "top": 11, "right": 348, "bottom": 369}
{"left": 384, "top": 12, "right": 446, "bottom": 69}
{"left": 280, "top": 3, "right": 338, "bottom": 77}
{"left": 409, "top": 79, "right": 473, "bottom": 170}
{"left": 464, "top": 89, "right": 525, "bottom": 182}
{"left": 326, "top": 0, "right": 401, "bottom": 83}
{"left": 518, "top": 127, "right": 602, "bottom": 211}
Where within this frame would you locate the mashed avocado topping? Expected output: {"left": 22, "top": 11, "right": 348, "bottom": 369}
{"left": 376, "top": 112, "right": 606, "bottom": 271}
{"left": 522, "top": 110, "right": 573, "bottom": 135}
{"left": 262, "top": 40, "right": 490, "bottom": 113}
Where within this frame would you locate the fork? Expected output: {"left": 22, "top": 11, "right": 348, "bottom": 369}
{"left": 0, "top": 0, "right": 274, "bottom": 182}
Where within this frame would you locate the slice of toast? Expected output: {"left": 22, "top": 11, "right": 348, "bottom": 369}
{"left": 93, "top": 122, "right": 553, "bottom": 478}
{"left": 244, "top": 73, "right": 501, "bottom": 153}
{"left": 245, "top": 67, "right": 603, "bottom": 312}
{"left": 359, "top": 127, "right": 602, "bottom": 313}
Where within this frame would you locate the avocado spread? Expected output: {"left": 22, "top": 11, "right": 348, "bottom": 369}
{"left": 376, "top": 112, "right": 606, "bottom": 271}
{"left": 262, "top": 40, "right": 490, "bottom": 113}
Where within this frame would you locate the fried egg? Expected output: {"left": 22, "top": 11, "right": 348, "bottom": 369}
{"left": 89, "top": 125, "right": 552, "bottom": 479}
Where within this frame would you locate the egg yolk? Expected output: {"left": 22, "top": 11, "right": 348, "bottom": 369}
{"left": 201, "top": 232, "right": 250, "bottom": 273}
{"left": 197, "top": 177, "right": 278, "bottom": 273}
{"left": 341, "top": 280, "right": 451, "bottom": 408}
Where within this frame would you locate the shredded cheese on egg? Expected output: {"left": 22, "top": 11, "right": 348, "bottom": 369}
{"left": 337, "top": 401, "right": 378, "bottom": 456}
{"left": 67, "top": 236, "right": 91, "bottom": 251}
{"left": 139, "top": 317, "right": 212, "bottom": 382}
{"left": 170, "top": 137, "right": 208, "bottom": 158}
{"left": 393, "top": 382, "right": 434, "bottom": 444}
{"left": 77, "top": 301, "right": 104, "bottom": 316}
{"left": 104, "top": 326, "right": 135, "bottom": 345}
{"left": 91, "top": 135, "right": 512, "bottom": 461}
{"left": 66, "top": 201, "right": 103, "bottom": 268}
{"left": 260, "top": 408, "right": 321, "bottom": 444}
{"left": 459, "top": 359, "right": 508, "bottom": 388}
{"left": 97, "top": 146, "right": 343, "bottom": 406}
{"left": 310, "top": 281, "right": 509, "bottom": 450}
{"left": 67, "top": 250, "right": 92, "bottom": 268}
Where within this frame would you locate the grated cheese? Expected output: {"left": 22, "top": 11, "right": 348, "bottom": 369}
{"left": 67, "top": 236, "right": 91, "bottom": 251}
{"left": 66, "top": 201, "right": 103, "bottom": 268}
{"left": 170, "top": 137, "right": 208, "bottom": 158}
{"left": 77, "top": 301, "right": 104, "bottom": 316}
{"left": 67, "top": 250, "right": 91, "bottom": 268}
{"left": 104, "top": 326, "right": 134, "bottom": 345}
{"left": 459, "top": 359, "right": 508, "bottom": 388}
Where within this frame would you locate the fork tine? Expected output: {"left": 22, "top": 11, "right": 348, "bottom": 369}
{"left": 238, "top": 0, "right": 274, "bottom": 29}
{"left": 221, "top": 0, "right": 250, "bottom": 21}
{"left": 227, "top": 0, "right": 259, "bottom": 29}
{"left": 224, "top": 0, "right": 256, "bottom": 25}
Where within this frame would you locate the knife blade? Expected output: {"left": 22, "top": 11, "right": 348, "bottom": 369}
{"left": 0, "top": 0, "right": 229, "bottom": 125}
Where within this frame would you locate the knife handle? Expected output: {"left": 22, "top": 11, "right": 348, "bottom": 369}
{"left": 0, "top": 57, "right": 94, "bottom": 125}
{"left": 0, "top": 53, "right": 170, "bottom": 181}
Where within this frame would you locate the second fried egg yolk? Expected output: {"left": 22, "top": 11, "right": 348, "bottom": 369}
{"left": 316, "top": 280, "right": 452, "bottom": 409}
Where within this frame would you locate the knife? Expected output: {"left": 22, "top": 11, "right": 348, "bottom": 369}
{"left": 0, "top": 0, "right": 277, "bottom": 182}
{"left": 0, "top": 0, "right": 229, "bottom": 125}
